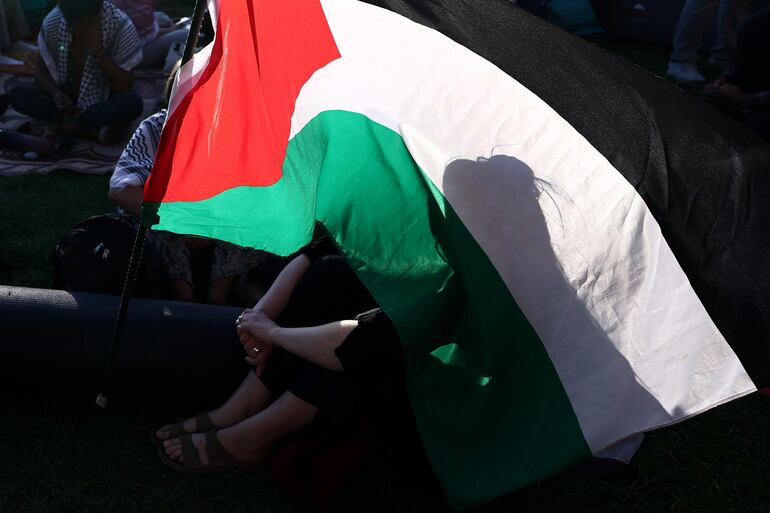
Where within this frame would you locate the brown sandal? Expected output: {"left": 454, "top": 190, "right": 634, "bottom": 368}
{"left": 150, "top": 412, "right": 215, "bottom": 447}
{"left": 156, "top": 429, "right": 267, "bottom": 475}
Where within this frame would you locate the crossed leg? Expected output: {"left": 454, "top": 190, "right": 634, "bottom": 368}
{"left": 162, "top": 390, "right": 319, "bottom": 464}
{"left": 155, "top": 370, "right": 273, "bottom": 441}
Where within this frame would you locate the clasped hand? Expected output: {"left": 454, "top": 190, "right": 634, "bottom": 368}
{"left": 236, "top": 309, "right": 278, "bottom": 368}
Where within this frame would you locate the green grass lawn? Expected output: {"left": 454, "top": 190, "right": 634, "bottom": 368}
{"left": 2, "top": 5, "right": 769, "bottom": 512}
{"left": 3, "top": 159, "right": 769, "bottom": 513}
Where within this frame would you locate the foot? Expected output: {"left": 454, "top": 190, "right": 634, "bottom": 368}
{"left": 97, "top": 124, "right": 123, "bottom": 145}
{"left": 161, "top": 427, "right": 271, "bottom": 467}
{"left": 154, "top": 412, "right": 216, "bottom": 442}
{"left": 20, "top": 120, "right": 54, "bottom": 139}
{"left": 162, "top": 432, "right": 214, "bottom": 465}
{"left": 667, "top": 61, "right": 705, "bottom": 83}
{"left": 155, "top": 372, "right": 275, "bottom": 447}
{"left": 706, "top": 56, "right": 728, "bottom": 75}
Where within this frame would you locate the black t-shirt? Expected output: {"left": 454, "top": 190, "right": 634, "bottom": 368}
{"left": 299, "top": 237, "right": 403, "bottom": 383}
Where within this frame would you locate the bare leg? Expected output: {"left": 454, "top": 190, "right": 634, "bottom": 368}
{"left": 206, "top": 275, "right": 236, "bottom": 305}
{"left": 209, "top": 371, "right": 273, "bottom": 427}
{"left": 155, "top": 371, "right": 272, "bottom": 440}
{"left": 163, "top": 390, "right": 318, "bottom": 464}
{"left": 172, "top": 279, "right": 195, "bottom": 302}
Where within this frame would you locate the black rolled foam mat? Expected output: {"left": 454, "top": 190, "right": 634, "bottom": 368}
{"left": 0, "top": 286, "right": 250, "bottom": 410}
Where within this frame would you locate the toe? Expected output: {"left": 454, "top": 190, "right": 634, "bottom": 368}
{"left": 155, "top": 426, "right": 171, "bottom": 440}
{"left": 163, "top": 438, "right": 182, "bottom": 449}
{"left": 168, "top": 446, "right": 183, "bottom": 460}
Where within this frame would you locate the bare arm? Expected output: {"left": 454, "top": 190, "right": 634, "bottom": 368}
{"left": 237, "top": 252, "right": 312, "bottom": 368}
{"left": 34, "top": 56, "right": 72, "bottom": 110}
{"left": 239, "top": 309, "right": 357, "bottom": 372}
{"left": 250, "top": 253, "right": 312, "bottom": 319}
{"left": 108, "top": 185, "right": 143, "bottom": 216}
{"left": 94, "top": 51, "right": 134, "bottom": 91}
{"left": 34, "top": 55, "right": 59, "bottom": 96}
{"left": 269, "top": 321, "right": 357, "bottom": 371}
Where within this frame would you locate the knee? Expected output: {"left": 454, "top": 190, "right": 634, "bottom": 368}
{"left": 125, "top": 90, "right": 144, "bottom": 118}
{"left": 7, "top": 86, "right": 52, "bottom": 118}
{"left": 113, "top": 89, "right": 144, "bottom": 119}
{"left": 8, "top": 85, "right": 38, "bottom": 106}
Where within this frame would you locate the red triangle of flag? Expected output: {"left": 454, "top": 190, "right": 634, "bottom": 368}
{"left": 144, "top": 0, "right": 340, "bottom": 204}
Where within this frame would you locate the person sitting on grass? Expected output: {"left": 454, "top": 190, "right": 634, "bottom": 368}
{"left": 0, "top": 0, "right": 31, "bottom": 66}
{"left": 110, "top": 0, "right": 190, "bottom": 69}
{"left": 667, "top": 0, "right": 749, "bottom": 83}
{"left": 703, "top": 7, "right": 770, "bottom": 140}
{"left": 153, "top": 238, "right": 409, "bottom": 474}
{"left": 109, "top": 68, "right": 266, "bottom": 304}
{"left": 4, "top": 0, "right": 143, "bottom": 144}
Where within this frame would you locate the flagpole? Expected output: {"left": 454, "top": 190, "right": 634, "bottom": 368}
{"left": 95, "top": 0, "right": 209, "bottom": 408}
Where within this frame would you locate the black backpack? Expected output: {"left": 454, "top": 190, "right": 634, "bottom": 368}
{"left": 52, "top": 213, "right": 171, "bottom": 298}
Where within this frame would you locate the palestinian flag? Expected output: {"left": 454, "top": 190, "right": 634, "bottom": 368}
{"left": 142, "top": 0, "right": 770, "bottom": 508}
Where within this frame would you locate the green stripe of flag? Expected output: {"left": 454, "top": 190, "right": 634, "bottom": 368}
{"left": 144, "top": 110, "right": 591, "bottom": 507}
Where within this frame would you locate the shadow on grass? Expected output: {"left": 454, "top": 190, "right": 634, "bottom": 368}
{"left": 2, "top": 389, "right": 769, "bottom": 513}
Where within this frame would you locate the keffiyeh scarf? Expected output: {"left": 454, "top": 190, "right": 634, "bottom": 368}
{"left": 40, "top": 2, "right": 142, "bottom": 112}
{"left": 110, "top": 109, "right": 166, "bottom": 190}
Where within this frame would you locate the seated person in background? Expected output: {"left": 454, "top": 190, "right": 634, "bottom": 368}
{"left": 109, "top": 74, "right": 265, "bottom": 304}
{"left": 667, "top": 0, "right": 750, "bottom": 83}
{"left": 4, "top": 0, "right": 143, "bottom": 144}
{"left": 110, "top": 0, "right": 189, "bottom": 69}
{"left": 704, "top": 8, "right": 770, "bottom": 140}
{"left": 0, "top": 0, "right": 31, "bottom": 65}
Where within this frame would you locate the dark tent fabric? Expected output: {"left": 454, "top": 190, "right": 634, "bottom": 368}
{"left": 364, "top": 0, "right": 770, "bottom": 386}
